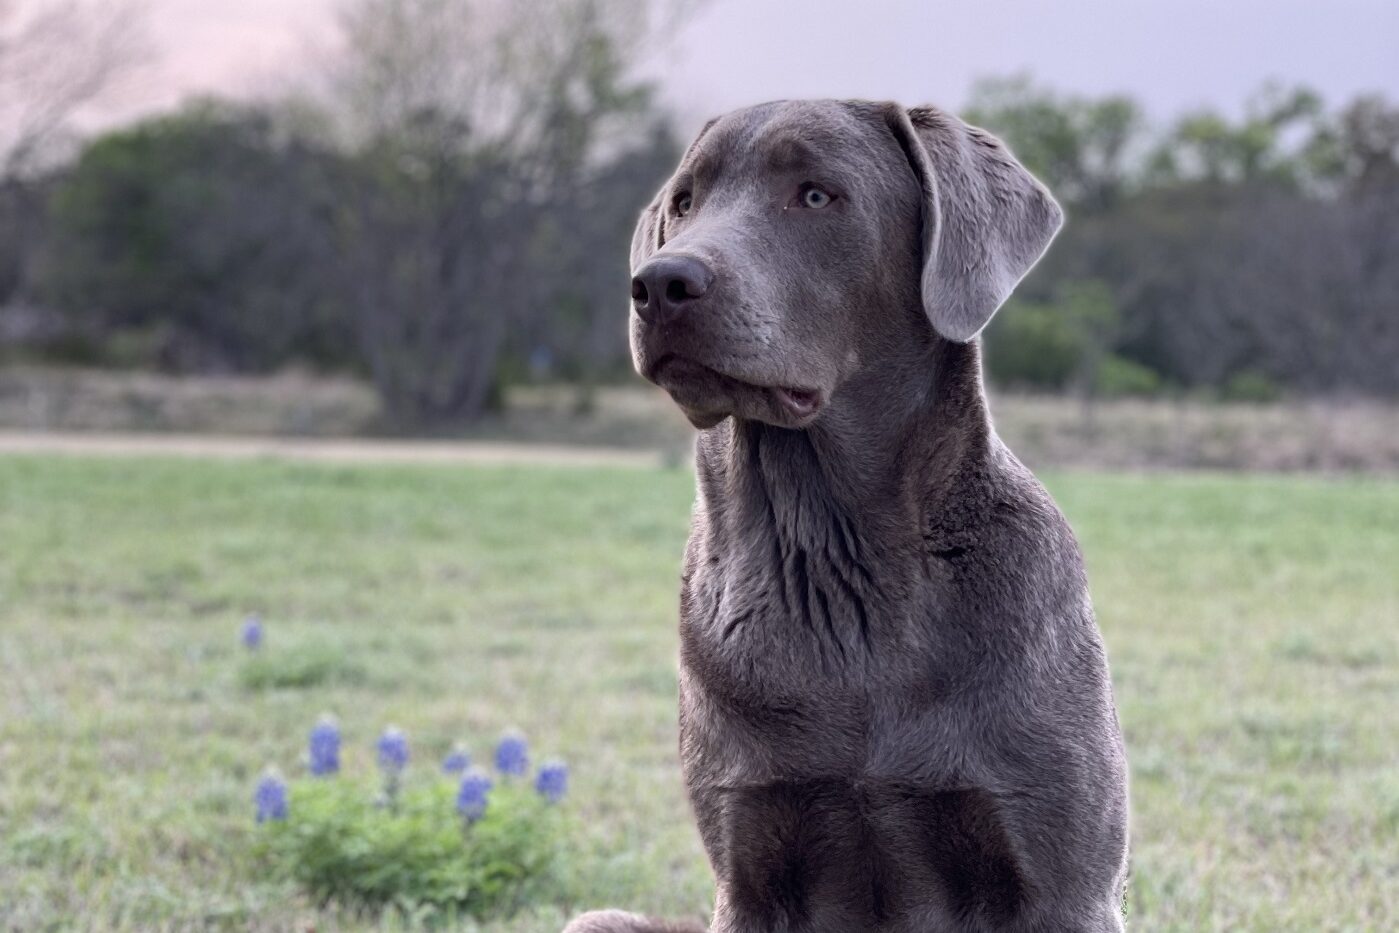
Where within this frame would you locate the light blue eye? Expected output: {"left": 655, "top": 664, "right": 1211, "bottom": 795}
{"left": 675, "top": 193, "right": 693, "bottom": 216}
{"left": 802, "top": 186, "right": 833, "bottom": 209}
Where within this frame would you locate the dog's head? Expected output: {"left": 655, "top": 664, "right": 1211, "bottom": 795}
{"left": 629, "top": 99, "right": 1062, "bottom": 429}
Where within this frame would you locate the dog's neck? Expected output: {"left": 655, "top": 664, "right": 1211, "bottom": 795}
{"left": 693, "top": 338, "right": 991, "bottom": 563}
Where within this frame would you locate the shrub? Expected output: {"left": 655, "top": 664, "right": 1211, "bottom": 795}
{"left": 259, "top": 778, "right": 564, "bottom": 919}
{"left": 1220, "top": 369, "right": 1282, "bottom": 403}
{"left": 984, "top": 299, "right": 1082, "bottom": 389}
{"left": 984, "top": 279, "right": 1122, "bottom": 392}
{"left": 1095, "top": 354, "right": 1164, "bottom": 398}
{"left": 253, "top": 724, "right": 572, "bottom": 922}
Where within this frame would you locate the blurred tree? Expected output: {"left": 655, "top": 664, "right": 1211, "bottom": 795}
{"left": 981, "top": 78, "right": 1399, "bottom": 400}
{"left": 1304, "top": 93, "right": 1399, "bottom": 193}
{"left": 985, "top": 279, "right": 1120, "bottom": 394}
{"left": 1148, "top": 83, "right": 1324, "bottom": 187}
{"left": 32, "top": 0, "right": 681, "bottom": 408}
{"left": 323, "top": 0, "right": 682, "bottom": 425}
{"left": 38, "top": 102, "right": 348, "bottom": 371}
{"left": 25, "top": 62, "right": 1398, "bottom": 406}
{"left": 965, "top": 76, "right": 1146, "bottom": 212}
{"left": 0, "top": 0, "right": 145, "bottom": 309}
{"left": 0, "top": 0, "right": 146, "bottom": 177}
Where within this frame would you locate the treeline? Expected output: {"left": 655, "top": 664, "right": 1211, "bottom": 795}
{"left": 971, "top": 77, "right": 1399, "bottom": 401}
{"left": 3, "top": 0, "right": 681, "bottom": 426}
{"left": 1, "top": 5, "right": 1396, "bottom": 424}
{"left": 30, "top": 100, "right": 678, "bottom": 424}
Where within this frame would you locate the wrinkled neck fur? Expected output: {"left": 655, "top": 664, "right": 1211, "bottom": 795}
{"left": 694, "top": 338, "right": 991, "bottom": 563}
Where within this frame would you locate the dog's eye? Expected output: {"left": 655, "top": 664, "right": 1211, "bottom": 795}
{"left": 799, "top": 185, "right": 834, "bottom": 209}
{"left": 674, "top": 192, "right": 693, "bottom": 217}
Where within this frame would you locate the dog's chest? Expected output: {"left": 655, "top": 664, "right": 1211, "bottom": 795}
{"left": 680, "top": 537, "right": 929, "bottom": 712}
{"left": 679, "top": 555, "right": 1029, "bottom": 931}
{"left": 676, "top": 539, "right": 968, "bottom": 781}
{"left": 688, "top": 553, "right": 880, "bottom": 674}
{"left": 690, "top": 774, "right": 1027, "bottom": 931}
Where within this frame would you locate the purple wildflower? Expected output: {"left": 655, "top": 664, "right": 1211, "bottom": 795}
{"left": 442, "top": 744, "right": 471, "bottom": 776}
{"left": 308, "top": 716, "right": 341, "bottom": 776}
{"left": 534, "top": 760, "right": 569, "bottom": 804}
{"left": 377, "top": 726, "right": 409, "bottom": 774}
{"left": 241, "top": 615, "right": 263, "bottom": 650}
{"left": 254, "top": 769, "right": 288, "bottom": 823}
{"left": 456, "top": 767, "right": 493, "bottom": 823}
{"left": 494, "top": 730, "right": 528, "bottom": 777}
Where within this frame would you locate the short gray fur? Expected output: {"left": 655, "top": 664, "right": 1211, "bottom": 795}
{"left": 566, "top": 99, "right": 1129, "bottom": 933}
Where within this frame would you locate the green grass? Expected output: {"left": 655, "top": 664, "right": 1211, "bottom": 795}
{"left": 0, "top": 456, "right": 1395, "bottom": 931}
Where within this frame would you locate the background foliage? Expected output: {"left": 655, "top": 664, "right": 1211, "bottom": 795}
{"left": 261, "top": 780, "right": 566, "bottom": 919}
{"left": 2, "top": 4, "right": 1396, "bottom": 425}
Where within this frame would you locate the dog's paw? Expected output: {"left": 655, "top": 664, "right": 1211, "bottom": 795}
{"left": 562, "top": 910, "right": 655, "bottom": 933}
{"left": 563, "top": 910, "right": 706, "bottom": 933}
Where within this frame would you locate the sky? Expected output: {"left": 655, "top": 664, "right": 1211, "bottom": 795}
{"left": 92, "top": 0, "right": 1399, "bottom": 132}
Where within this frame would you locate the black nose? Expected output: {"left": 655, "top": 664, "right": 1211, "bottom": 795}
{"left": 631, "top": 255, "right": 713, "bottom": 324}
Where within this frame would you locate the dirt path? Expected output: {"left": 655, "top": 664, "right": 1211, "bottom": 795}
{"left": 0, "top": 430, "right": 668, "bottom": 469}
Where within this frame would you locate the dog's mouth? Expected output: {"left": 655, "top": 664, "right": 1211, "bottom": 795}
{"left": 648, "top": 354, "right": 825, "bottom": 427}
{"left": 770, "top": 385, "right": 823, "bottom": 418}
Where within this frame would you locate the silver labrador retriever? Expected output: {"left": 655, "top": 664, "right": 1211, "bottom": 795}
{"left": 566, "top": 100, "right": 1129, "bottom": 933}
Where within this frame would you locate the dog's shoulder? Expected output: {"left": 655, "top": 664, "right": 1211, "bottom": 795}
{"left": 921, "top": 438, "right": 1090, "bottom": 629}
{"left": 926, "top": 437, "right": 1079, "bottom": 556}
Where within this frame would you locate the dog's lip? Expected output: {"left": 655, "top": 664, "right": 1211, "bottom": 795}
{"left": 770, "top": 386, "right": 823, "bottom": 418}
{"left": 649, "top": 354, "right": 825, "bottom": 421}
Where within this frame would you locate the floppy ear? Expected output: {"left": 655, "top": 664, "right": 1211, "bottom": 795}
{"left": 884, "top": 104, "right": 1064, "bottom": 342}
{"left": 630, "top": 184, "right": 666, "bottom": 273}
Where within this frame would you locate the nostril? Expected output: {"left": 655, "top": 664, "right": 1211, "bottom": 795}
{"left": 633, "top": 256, "right": 710, "bottom": 318}
{"left": 665, "top": 279, "right": 691, "bottom": 304}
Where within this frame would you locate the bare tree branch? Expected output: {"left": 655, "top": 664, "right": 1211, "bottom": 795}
{"left": 318, "top": 0, "right": 678, "bottom": 423}
{"left": 0, "top": 0, "right": 147, "bottom": 178}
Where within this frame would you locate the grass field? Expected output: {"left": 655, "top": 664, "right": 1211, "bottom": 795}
{"left": 1, "top": 455, "right": 1396, "bottom": 931}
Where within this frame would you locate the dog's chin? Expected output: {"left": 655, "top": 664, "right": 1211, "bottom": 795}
{"left": 646, "top": 355, "right": 825, "bottom": 429}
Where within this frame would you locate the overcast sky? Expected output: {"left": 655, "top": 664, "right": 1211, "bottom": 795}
{"left": 102, "top": 0, "right": 1399, "bottom": 132}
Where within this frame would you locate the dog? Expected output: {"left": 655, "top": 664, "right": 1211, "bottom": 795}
{"left": 565, "top": 99, "right": 1129, "bottom": 933}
